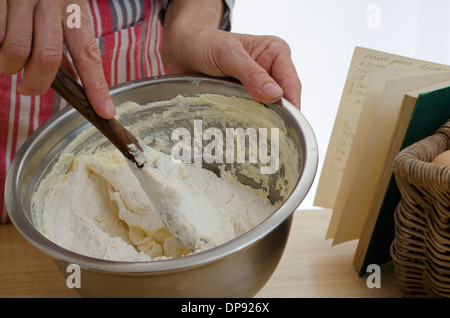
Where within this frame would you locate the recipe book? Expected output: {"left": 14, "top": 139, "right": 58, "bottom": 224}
{"left": 314, "top": 46, "right": 450, "bottom": 274}
{"left": 355, "top": 83, "right": 450, "bottom": 275}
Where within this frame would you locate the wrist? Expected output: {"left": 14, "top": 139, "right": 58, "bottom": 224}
{"left": 162, "top": 0, "right": 224, "bottom": 46}
{"left": 162, "top": 0, "right": 224, "bottom": 73}
{"left": 163, "top": 0, "right": 224, "bottom": 31}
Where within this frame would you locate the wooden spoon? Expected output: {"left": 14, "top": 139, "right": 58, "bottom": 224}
{"left": 51, "top": 65, "right": 144, "bottom": 168}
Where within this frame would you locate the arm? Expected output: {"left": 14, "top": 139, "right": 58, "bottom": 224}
{"left": 161, "top": 0, "right": 301, "bottom": 108}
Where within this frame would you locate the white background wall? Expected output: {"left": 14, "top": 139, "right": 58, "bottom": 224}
{"left": 231, "top": 0, "right": 450, "bottom": 209}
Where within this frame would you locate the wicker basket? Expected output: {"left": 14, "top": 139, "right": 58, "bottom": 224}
{"left": 391, "top": 119, "right": 450, "bottom": 297}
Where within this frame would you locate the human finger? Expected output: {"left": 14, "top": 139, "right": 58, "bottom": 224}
{"left": 268, "top": 50, "right": 302, "bottom": 109}
{"left": 0, "top": 0, "right": 35, "bottom": 75}
{"left": 63, "top": 1, "right": 115, "bottom": 119}
{"left": 18, "top": 0, "right": 63, "bottom": 95}
{"left": 0, "top": 0, "right": 7, "bottom": 46}
{"left": 247, "top": 36, "right": 301, "bottom": 109}
{"left": 61, "top": 50, "right": 79, "bottom": 81}
{"left": 217, "top": 37, "right": 283, "bottom": 104}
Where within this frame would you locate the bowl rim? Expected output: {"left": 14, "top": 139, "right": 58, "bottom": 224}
{"left": 5, "top": 74, "right": 318, "bottom": 273}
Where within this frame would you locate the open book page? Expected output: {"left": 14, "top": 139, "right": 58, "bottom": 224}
{"left": 314, "top": 46, "right": 450, "bottom": 210}
{"left": 331, "top": 72, "right": 450, "bottom": 245}
{"left": 353, "top": 80, "right": 450, "bottom": 271}
{"left": 325, "top": 69, "right": 449, "bottom": 239}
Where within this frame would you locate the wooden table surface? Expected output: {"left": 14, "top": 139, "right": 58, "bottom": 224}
{"left": 0, "top": 208, "right": 401, "bottom": 298}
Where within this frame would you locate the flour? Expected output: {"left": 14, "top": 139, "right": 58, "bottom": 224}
{"left": 37, "top": 147, "right": 274, "bottom": 261}
{"left": 129, "top": 143, "right": 269, "bottom": 251}
{"left": 32, "top": 94, "right": 299, "bottom": 262}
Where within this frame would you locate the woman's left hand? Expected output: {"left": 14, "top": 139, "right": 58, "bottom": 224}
{"left": 162, "top": 25, "right": 301, "bottom": 109}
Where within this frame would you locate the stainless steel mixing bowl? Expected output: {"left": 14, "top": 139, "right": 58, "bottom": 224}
{"left": 5, "top": 75, "right": 318, "bottom": 298}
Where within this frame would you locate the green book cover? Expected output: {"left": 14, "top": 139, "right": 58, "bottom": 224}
{"left": 358, "top": 85, "right": 450, "bottom": 276}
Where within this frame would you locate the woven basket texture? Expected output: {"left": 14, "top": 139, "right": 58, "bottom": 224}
{"left": 391, "top": 119, "right": 450, "bottom": 297}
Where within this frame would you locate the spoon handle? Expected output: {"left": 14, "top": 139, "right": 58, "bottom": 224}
{"left": 51, "top": 65, "right": 143, "bottom": 167}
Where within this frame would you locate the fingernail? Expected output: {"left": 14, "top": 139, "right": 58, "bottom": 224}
{"left": 262, "top": 82, "right": 283, "bottom": 99}
{"left": 103, "top": 99, "right": 116, "bottom": 118}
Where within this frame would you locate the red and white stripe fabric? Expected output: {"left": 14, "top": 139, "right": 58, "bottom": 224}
{"left": 0, "top": 0, "right": 168, "bottom": 224}
{"left": 88, "top": 0, "right": 168, "bottom": 86}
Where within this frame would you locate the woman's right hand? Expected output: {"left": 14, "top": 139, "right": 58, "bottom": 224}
{"left": 0, "top": 0, "right": 116, "bottom": 119}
